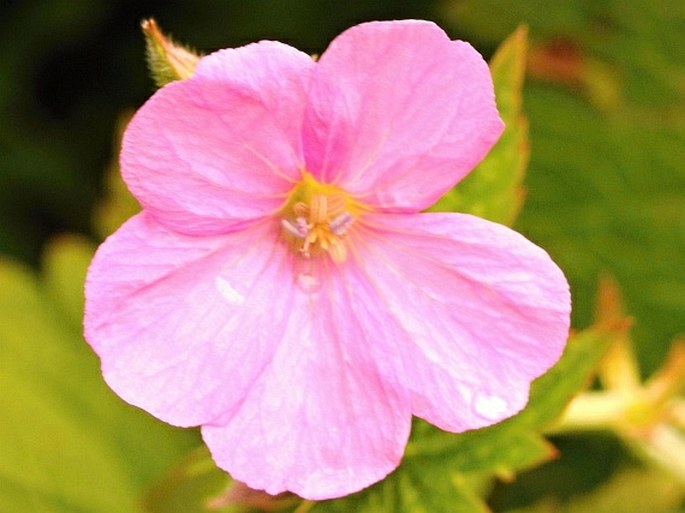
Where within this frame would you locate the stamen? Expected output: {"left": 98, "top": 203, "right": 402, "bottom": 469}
{"left": 329, "top": 212, "right": 354, "bottom": 236}
{"left": 281, "top": 190, "right": 355, "bottom": 263}
{"left": 281, "top": 218, "right": 308, "bottom": 239}
{"left": 310, "top": 194, "right": 327, "bottom": 224}
{"left": 293, "top": 202, "right": 309, "bottom": 218}
{"left": 328, "top": 238, "right": 347, "bottom": 263}
{"left": 326, "top": 194, "right": 346, "bottom": 216}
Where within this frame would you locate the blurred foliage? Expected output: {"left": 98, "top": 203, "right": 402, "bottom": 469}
{"left": 0, "top": 0, "right": 435, "bottom": 264}
{"left": 1, "top": 0, "right": 684, "bottom": 512}
{"left": 441, "top": 0, "right": 685, "bottom": 375}
{"left": 0, "top": 237, "right": 199, "bottom": 512}
{"left": 2, "top": 0, "right": 682, "bottom": 365}
{"left": 505, "top": 467, "right": 684, "bottom": 513}
{"left": 92, "top": 112, "right": 140, "bottom": 239}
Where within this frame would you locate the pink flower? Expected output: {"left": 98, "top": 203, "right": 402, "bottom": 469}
{"left": 84, "top": 20, "right": 570, "bottom": 500}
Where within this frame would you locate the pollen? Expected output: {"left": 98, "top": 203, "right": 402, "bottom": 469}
{"left": 281, "top": 173, "right": 359, "bottom": 263}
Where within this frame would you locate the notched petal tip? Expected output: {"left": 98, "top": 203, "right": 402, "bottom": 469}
{"left": 120, "top": 39, "right": 316, "bottom": 235}
{"left": 351, "top": 212, "right": 570, "bottom": 432}
{"left": 84, "top": 215, "right": 294, "bottom": 428}
{"left": 303, "top": 19, "right": 505, "bottom": 211}
{"left": 199, "top": 265, "right": 414, "bottom": 499}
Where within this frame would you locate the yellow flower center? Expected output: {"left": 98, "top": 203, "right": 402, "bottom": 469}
{"left": 281, "top": 173, "right": 360, "bottom": 263}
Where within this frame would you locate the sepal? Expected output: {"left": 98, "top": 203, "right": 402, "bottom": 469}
{"left": 142, "top": 19, "right": 201, "bottom": 87}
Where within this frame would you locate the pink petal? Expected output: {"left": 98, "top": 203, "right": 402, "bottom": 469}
{"left": 122, "top": 41, "right": 314, "bottom": 235}
{"left": 302, "top": 20, "right": 503, "bottom": 211}
{"left": 84, "top": 213, "right": 295, "bottom": 427}
{"left": 202, "top": 259, "right": 411, "bottom": 500}
{"left": 347, "top": 213, "right": 571, "bottom": 431}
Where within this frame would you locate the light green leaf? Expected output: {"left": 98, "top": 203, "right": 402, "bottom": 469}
{"left": 0, "top": 256, "right": 198, "bottom": 513}
{"left": 431, "top": 25, "right": 529, "bottom": 226}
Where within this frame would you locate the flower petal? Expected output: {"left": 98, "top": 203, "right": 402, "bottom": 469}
{"left": 303, "top": 20, "right": 503, "bottom": 211}
{"left": 84, "top": 213, "right": 294, "bottom": 426}
{"left": 202, "top": 260, "right": 411, "bottom": 500}
{"left": 122, "top": 41, "right": 315, "bottom": 235}
{"left": 347, "top": 213, "right": 571, "bottom": 431}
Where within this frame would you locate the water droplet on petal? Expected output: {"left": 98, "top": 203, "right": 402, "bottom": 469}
{"left": 215, "top": 277, "right": 245, "bottom": 305}
{"left": 297, "top": 272, "right": 321, "bottom": 293}
{"left": 474, "top": 393, "right": 509, "bottom": 420}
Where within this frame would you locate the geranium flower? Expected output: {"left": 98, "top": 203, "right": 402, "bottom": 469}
{"left": 84, "top": 20, "right": 570, "bottom": 500}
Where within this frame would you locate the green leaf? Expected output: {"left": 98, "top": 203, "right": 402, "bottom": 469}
{"left": 0, "top": 255, "right": 199, "bottom": 513}
{"left": 517, "top": 326, "right": 616, "bottom": 428}
{"left": 409, "top": 422, "right": 555, "bottom": 476}
{"left": 311, "top": 461, "right": 491, "bottom": 513}
{"left": 430, "top": 25, "right": 529, "bottom": 226}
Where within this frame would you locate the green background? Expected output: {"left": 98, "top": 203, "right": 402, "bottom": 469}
{"left": 1, "top": 1, "right": 683, "bottom": 511}
{"left": 1, "top": 0, "right": 683, "bottom": 367}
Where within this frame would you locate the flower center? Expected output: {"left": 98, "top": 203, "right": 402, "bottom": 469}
{"left": 281, "top": 174, "right": 358, "bottom": 263}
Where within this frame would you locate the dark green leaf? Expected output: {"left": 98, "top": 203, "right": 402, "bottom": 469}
{"left": 408, "top": 422, "right": 554, "bottom": 476}
{"left": 311, "top": 461, "right": 491, "bottom": 513}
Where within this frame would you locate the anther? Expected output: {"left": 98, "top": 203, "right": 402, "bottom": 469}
{"left": 329, "top": 212, "right": 354, "bottom": 236}
{"left": 281, "top": 218, "right": 309, "bottom": 239}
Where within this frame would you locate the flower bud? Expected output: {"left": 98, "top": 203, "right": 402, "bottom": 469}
{"left": 141, "top": 18, "right": 201, "bottom": 87}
